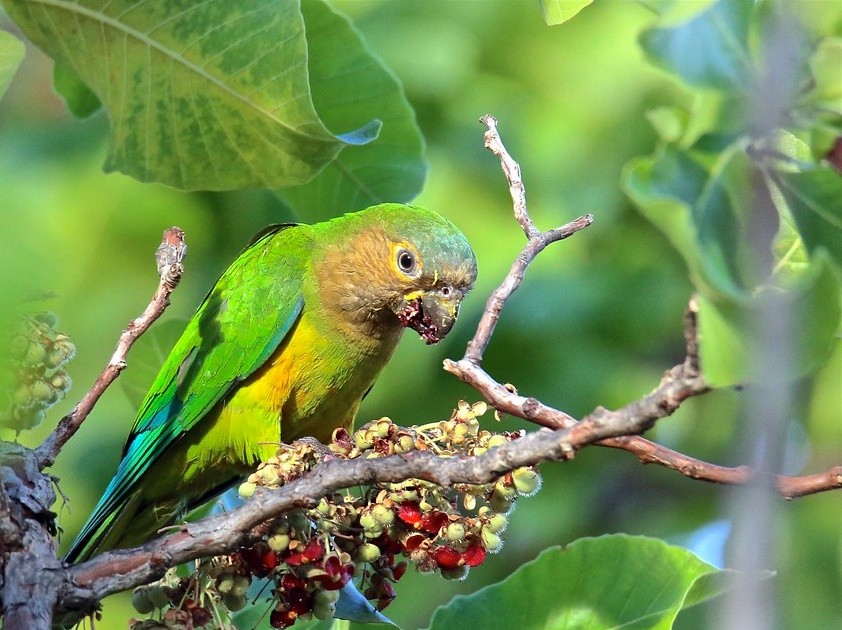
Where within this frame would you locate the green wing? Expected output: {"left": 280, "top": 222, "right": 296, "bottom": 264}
{"left": 66, "top": 224, "right": 309, "bottom": 562}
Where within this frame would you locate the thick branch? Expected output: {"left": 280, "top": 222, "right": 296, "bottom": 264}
{"left": 35, "top": 228, "right": 186, "bottom": 469}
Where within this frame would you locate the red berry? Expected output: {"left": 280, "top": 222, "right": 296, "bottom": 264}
{"left": 462, "top": 544, "right": 487, "bottom": 567}
{"left": 269, "top": 607, "right": 296, "bottom": 628}
{"left": 432, "top": 545, "right": 462, "bottom": 570}
{"left": 393, "top": 561, "right": 408, "bottom": 581}
{"left": 303, "top": 538, "right": 325, "bottom": 561}
{"left": 420, "top": 511, "right": 448, "bottom": 534}
{"left": 397, "top": 502, "right": 422, "bottom": 525}
{"left": 403, "top": 533, "right": 426, "bottom": 551}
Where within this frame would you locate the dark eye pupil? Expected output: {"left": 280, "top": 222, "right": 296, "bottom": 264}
{"left": 398, "top": 251, "right": 415, "bottom": 272}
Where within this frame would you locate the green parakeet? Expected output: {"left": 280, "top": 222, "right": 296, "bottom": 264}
{"left": 65, "top": 203, "right": 477, "bottom": 563}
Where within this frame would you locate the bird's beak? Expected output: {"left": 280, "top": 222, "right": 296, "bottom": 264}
{"left": 395, "top": 288, "right": 463, "bottom": 344}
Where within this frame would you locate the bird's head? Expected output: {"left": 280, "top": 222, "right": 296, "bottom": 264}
{"left": 317, "top": 204, "right": 477, "bottom": 344}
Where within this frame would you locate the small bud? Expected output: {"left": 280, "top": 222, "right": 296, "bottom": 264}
{"left": 49, "top": 370, "right": 72, "bottom": 392}
{"left": 238, "top": 482, "right": 257, "bottom": 498}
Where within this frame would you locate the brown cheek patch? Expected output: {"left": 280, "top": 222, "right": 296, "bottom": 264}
{"left": 396, "top": 298, "right": 440, "bottom": 345}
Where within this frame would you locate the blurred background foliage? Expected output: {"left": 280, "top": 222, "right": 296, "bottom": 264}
{"left": 0, "top": 0, "right": 839, "bottom": 628}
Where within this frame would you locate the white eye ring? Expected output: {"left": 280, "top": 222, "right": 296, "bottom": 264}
{"left": 396, "top": 248, "right": 417, "bottom": 275}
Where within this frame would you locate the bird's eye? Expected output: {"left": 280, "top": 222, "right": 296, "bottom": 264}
{"left": 397, "top": 249, "right": 416, "bottom": 275}
{"left": 440, "top": 286, "right": 452, "bottom": 298}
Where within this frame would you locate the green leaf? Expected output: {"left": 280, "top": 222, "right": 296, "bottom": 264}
{"left": 539, "top": 0, "right": 593, "bottom": 26}
{"left": 639, "top": 0, "right": 753, "bottom": 91}
{"left": 276, "top": 0, "right": 425, "bottom": 217}
{"left": 1, "top": 0, "right": 380, "bottom": 190}
{"left": 806, "top": 37, "right": 842, "bottom": 113}
{"left": 427, "top": 535, "right": 772, "bottom": 630}
{"left": 777, "top": 168, "right": 842, "bottom": 269}
{"left": 0, "top": 29, "right": 25, "bottom": 101}
{"left": 53, "top": 63, "right": 102, "bottom": 118}
{"left": 623, "top": 144, "right": 750, "bottom": 298}
{"left": 645, "top": 106, "right": 690, "bottom": 143}
{"left": 698, "top": 252, "right": 841, "bottom": 386}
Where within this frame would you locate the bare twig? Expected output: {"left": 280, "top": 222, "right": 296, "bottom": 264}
{"left": 445, "top": 114, "right": 841, "bottom": 500}
{"left": 35, "top": 228, "right": 186, "bottom": 469}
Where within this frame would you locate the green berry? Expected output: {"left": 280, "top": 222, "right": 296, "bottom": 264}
{"left": 440, "top": 565, "right": 470, "bottom": 581}
{"left": 222, "top": 593, "right": 247, "bottom": 612}
{"left": 512, "top": 467, "right": 542, "bottom": 496}
{"left": 481, "top": 528, "right": 503, "bottom": 553}
{"left": 131, "top": 589, "right": 155, "bottom": 615}
{"left": 231, "top": 575, "right": 250, "bottom": 597}
{"left": 268, "top": 533, "right": 290, "bottom": 552}
{"left": 359, "top": 510, "right": 378, "bottom": 531}
{"left": 146, "top": 586, "right": 170, "bottom": 610}
{"left": 30, "top": 380, "right": 58, "bottom": 405}
{"left": 216, "top": 574, "right": 235, "bottom": 594}
{"left": 238, "top": 481, "right": 257, "bottom": 498}
{"left": 485, "top": 513, "right": 508, "bottom": 534}
{"left": 49, "top": 370, "right": 72, "bottom": 392}
{"left": 23, "top": 342, "right": 47, "bottom": 366}
{"left": 445, "top": 522, "right": 466, "bottom": 543}
{"left": 355, "top": 542, "right": 381, "bottom": 563}
{"left": 313, "top": 588, "right": 340, "bottom": 620}
{"left": 371, "top": 504, "right": 394, "bottom": 527}
{"left": 13, "top": 385, "right": 32, "bottom": 407}
{"left": 10, "top": 335, "right": 29, "bottom": 359}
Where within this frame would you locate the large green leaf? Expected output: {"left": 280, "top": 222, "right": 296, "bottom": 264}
{"left": 1, "top": 0, "right": 380, "bottom": 190}
{"left": 277, "top": 0, "right": 425, "bottom": 217}
{"left": 0, "top": 28, "right": 25, "bottom": 101}
{"left": 776, "top": 168, "right": 842, "bottom": 269}
{"left": 53, "top": 63, "right": 102, "bottom": 118}
{"left": 623, "top": 144, "right": 749, "bottom": 299}
{"left": 539, "top": 0, "right": 593, "bottom": 26}
{"left": 427, "top": 535, "right": 771, "bottom": 630}
{"left": 639, "top": 0, "right": 753, "bottom": 91}
{"left": 698, "top": 252, "right": 841, "bottom": 386}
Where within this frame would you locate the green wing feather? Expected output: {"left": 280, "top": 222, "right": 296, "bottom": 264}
{"left": 66, "top": 224, "right": 308, "bottom": 561}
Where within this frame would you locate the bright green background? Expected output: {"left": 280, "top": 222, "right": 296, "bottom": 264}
{"left": 0, "top": 1, "right": 839, "bottom": 628}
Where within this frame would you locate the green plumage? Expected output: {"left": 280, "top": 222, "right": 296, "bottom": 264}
{"left": 66, "top": 204, "right": 476, "bottom": 563}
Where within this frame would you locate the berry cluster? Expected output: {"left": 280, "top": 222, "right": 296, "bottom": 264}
{"left": 2, "top": 312, "right": 74, "bottom": 433}
{"left": 130, "top": 402, "right": 541, "bottom": 629}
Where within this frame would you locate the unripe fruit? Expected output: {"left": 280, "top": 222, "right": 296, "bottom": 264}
{"left": 238, "top": 481, "right": 257, "bottom": 498}
{"left": 371, "top": 504, "right": 394, "bottom": 527}
{"left": 147, "top": 586, "right": 170, "bottom": 609}
{"left": 445, "top": 522, "right": 466, "bottom": 543}
{"left": 49, "top": 370, "right": 72, "bottom": 392}
{"left": 30, "top": 380, "right": 57, "bottom": 405}
{"left": 23, "top": 342, "right": 47, "bottom": 365}
{"left": 481, "top": 528, "right": 503, "bottom": 553}
{"left": 440, "top": 565, "right": 470, "bottom": 581}
{"left": 359, "top": 510, "right": 378, "bottom": 531}
{"left": 231, "top": 575, "right": 250, "bottom": 597}
{"left": 268, "top": 533, "right": 291, "bottom": 553}
{"left": 512, "top": 467, "right": 541, "bottom": 496}
{"left": 216, "top": 573, "right": 235, "bottom": 594}
{"left": 131, "top": 589, "right": 155, "bottom": 614}
{"left": 355, "top": 542, "right": 381, "bottom": 563}
{"left": 223, "top": 593, "right": 247, "bottom": 612}
{"left": 484, "top": 513, "right": 508, "bottom": 534}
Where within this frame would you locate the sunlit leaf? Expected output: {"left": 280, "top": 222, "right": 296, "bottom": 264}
{"left": 2, "top": 0, "right": 380, "bottom": 190}
{"left": 0, "top": 29, "right": 25, "bottom": 101}
{"left": 539, "top": 0, "right": 593, "bottom": 26}
{"left": 277, "top": 0, "right": 425, "bottom": 217}
{"left": 639, "top": 0, "right": 753, "bottom": 91}
{"left": 427, "top": 535, "right": 772, "bottom": 630}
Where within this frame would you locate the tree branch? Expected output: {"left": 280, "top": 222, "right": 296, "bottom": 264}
{"left": 445, "top": 114, "right": 841, "bottom": 500}
{"left": 35, "top": 228, "right": 186, "bottom": 469}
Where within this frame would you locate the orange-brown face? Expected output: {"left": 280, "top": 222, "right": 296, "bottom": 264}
{"left": 314, "top": 205, "right": 477, "bottom": 344}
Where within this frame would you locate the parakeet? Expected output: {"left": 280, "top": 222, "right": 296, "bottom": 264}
{"left": 65, "top": 203, "right": 477, "bottom": 563}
